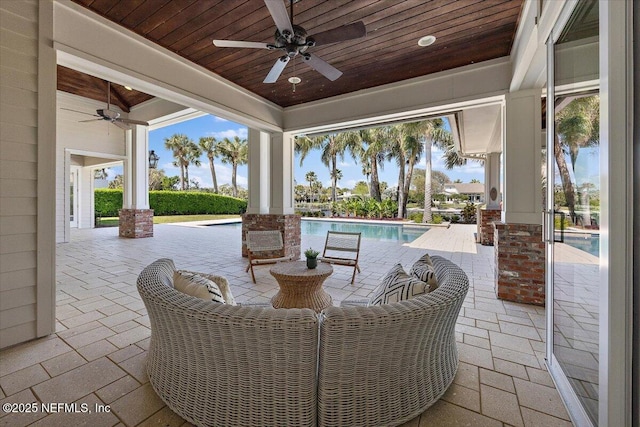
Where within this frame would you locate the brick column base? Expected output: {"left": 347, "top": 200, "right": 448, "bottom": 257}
{"left": 494, "top": 222, "right": 545, "bottom": 305}
{"left": 119, "top": 209, "right": 154, "bottom": 238}
{"left": 242, "top": 214, "right": 301, "bottom": 259}
{"left": 479, "top": 208, "right": 502, "bottom": 245}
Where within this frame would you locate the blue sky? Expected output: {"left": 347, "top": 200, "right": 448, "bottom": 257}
{"left": 108, "top": 114, "right": 486, "bottom": 188}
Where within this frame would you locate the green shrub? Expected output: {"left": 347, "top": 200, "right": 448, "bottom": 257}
{"left": 408, "top": 212, "right": 423, "bottom": 223}
{"left": 451, "top": 214, "right": 460, "bottom": 223}
{"left": 95, "top": 189, "right": 247, "bottom": 216}
{"left": 461, "top": 203, "right": 477, "bottom": 223}
{"left": 432, "top": 214, "right": 443, "bottom": 224}
{"left": 95, "top": 189, "right": 123, "bottom": 217}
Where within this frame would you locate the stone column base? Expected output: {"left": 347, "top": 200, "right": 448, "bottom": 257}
{"left": 479, "top": 208, "right": 502, "bottom": 245}
{"left": 119, "top": 209, "right": 154, "bottom": 238}
{"left": 242, "top": 214, "right": 301, "bottom": 259}
{"left": 494, "top": 222, "right": 545, "bottom": 305}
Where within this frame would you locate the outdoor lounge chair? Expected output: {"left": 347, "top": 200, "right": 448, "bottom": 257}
{"left": 319, "top": 231, "right": 361, "bottom": 284}
{"left": 245, "top": 230, "right": 294, "bottom": 283}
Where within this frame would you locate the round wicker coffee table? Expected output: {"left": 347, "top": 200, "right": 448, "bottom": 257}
{"left": 269, "top": 261, "right": 333, "bottom": 312}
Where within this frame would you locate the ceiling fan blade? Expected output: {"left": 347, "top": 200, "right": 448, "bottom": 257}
{"left": 264, "top": 56, "right": 290, "bottom": 83}
{"left": 312, "top": 21, "right": 366, "bottom": 45}
{"left": 303, "top": 54, "right": 343, "bottom": 81}
{"left": 79, "top": 118, "right": 103, "bottom": 123}
{"left": 60, "top": 107, "right": 99, "bottom": 117}
{"left": 213, "top": 40, "right": 270, "bottom": 49}
{"left": 264, "top": 0, "right": 293, "bottom": 37}
{"left": 112, "top": 121, "right": 131, "bottom": 131}
{"left": 119, "top": 118, "right": 150, "bottom": 126}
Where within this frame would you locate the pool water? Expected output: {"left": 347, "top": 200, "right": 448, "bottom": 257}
{"left": 209, "top": 219, "right": 426, "bottom": 243}
{"left": 302, "top": 220, "right": 425, "bottom": 243}
{"left": 563, "top": 234, "right": 599, "bottom": 257}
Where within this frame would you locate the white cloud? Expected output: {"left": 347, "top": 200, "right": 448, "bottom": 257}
{"left": 338, "top": 160, "right": 354, "bottom": 167}
{"left": 183, "top": 162, "right": 248, "bottom": 189}
{"left": 207, "top": 128, "right": 248, "bottom": 140}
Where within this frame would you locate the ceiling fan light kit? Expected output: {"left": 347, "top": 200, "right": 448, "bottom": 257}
{"left": 213, "top": 0, "right": 366, "bottom": 84}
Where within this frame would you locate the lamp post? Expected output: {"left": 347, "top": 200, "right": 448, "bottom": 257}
{"left": 148, "top": 150, "right": 159, "bottom": 169}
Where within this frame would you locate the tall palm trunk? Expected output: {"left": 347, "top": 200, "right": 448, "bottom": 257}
{"left": 331, "top": 155, "right": 338, "bottom": 202}
{"left": 554, "top": 133, "right": 576, "bottom": 220}
{"left": 209, "top": 154, "right": 218, "bottom": 193}
{"left": 179, "top": 165, "right": 186, "bottom": 190}
{"left": 396, "top": 155, "right": 405, "bottom": 218}
{"left": 403, "top": 155, "right": 417, "bottom": 219}
{"left": 232, "top": 161, "right": 238, "bottom": 197}
{"left": 423, "top": 143, "right": 432, "bottom": 223}
{"left": 184, "top": 161, "right": 191, "bottom": 190}
{"left": 369, "top": 155, "right": 381, "bottom": 202}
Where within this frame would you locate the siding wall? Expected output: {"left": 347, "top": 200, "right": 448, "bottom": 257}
{"left": 56, "top": 92, "right": 126, "bottom": 242}
{"left": 0, "top": 0, "right": 40, "bottom": 348}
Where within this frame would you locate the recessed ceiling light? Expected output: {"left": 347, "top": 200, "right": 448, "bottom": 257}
{"left": 124, "top": 86, "right": 133, "bottom": 91}
{"left": 288, "top": 77, "right": 301, "bottom": 84}
{"left": 418, "top": 35, "right": 436, "bottom": 47}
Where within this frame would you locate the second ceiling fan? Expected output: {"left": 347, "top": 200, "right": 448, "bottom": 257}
{"left": 213, "top": 0, "right": 366, "bottom": 83}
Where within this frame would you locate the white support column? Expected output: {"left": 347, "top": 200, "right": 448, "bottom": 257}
{"left": 246, "top": 128, "right": 271, "bottom": 214}
{"left": 130, "top": 125, "right": 150, "bottom": 209}
{"left": 484, "top": 152, "right": 502, "bottom": 209}
{"left": 502, "top": 89, "right": 542, "bottom": 224}
{"left": 269, "top": 131, "right": 295, "bottom": 215}
{"left": 122, "top": 130, "right": 133, "bottom": 209}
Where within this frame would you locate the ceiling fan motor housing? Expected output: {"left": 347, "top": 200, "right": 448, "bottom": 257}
{"left": 274, "top": 24, "right": 313, "bottom": 57}
{"left": 97, "top": 109, "right": 120, "bottom": 120}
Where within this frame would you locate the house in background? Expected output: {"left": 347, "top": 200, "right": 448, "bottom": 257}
{"left": 443, "top": 183, "right": 485, "bottom": 203}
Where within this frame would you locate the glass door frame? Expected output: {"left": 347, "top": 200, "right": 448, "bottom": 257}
{"left": 69, "top": 165, "right": 80, "bottom": 229}
{"left": 544, "top": 1, "right": 634, "bottom": 426}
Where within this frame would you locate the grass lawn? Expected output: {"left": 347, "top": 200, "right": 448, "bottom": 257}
{"left": 96, "top": 214, "right": 241, "bottom": 227}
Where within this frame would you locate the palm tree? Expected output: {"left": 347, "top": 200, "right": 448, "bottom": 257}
{"left": 199, "top": 136, "right": 220, "bottom": 193}
{"left": 346, "top": 128, "right": 386, "bottom": 202}
{"left": 184, "top": 143, "right": 202, "bottom": 190}
{"left": 164, "top": 133, "right": 199, "bottom": 190}
{"left": 386, "top": 123, "right": 426, "bottom": 218}
{"left": 413, "top": 119, "right": 458, "bottom": 223}
{"left": 554, "top": 95, "right": 599, "bottom": 222}
{"left": 218, "top": 136, "right": 248, "bottom": 197}
{"left": 305, "top": 171, "right": 317, "bottom": 201}
{"left": 295, "top": 133, "right": 360, "bottom": 203}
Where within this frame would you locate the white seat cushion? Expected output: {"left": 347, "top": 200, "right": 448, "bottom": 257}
{"left": 369, "top": 264, "right": 429, "bottom": 306}
{"left": 174, "top": 270, "right": 226, "bottom": 303}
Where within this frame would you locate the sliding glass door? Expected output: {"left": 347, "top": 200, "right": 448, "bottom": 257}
{"left": 546, "top": 1, "right": 600, "bottom": 425}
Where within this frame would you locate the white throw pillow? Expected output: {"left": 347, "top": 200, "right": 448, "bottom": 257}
{"left": 410, "top": 254, "right": 439, "bottom": 292}
{"left": 369, "top": 264, "right": 429, "bottom": 306}
{"left": 173, "top": 270, "right": 226, "bottom": 303}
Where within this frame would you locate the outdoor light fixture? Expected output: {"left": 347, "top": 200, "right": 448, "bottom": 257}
{"left": 148, "top": 150, "right": 159, "bottom": 169}
{"left": 94, "top": 168, "right": 107, "bottom": 179}
{"left": 288, "top": 76, "right": 301, "bottom": 92}
{"left": 418, "top": 35, "right": 436, "bottom": 47}
{"left": 124, "top": 85, "right": 133, "bottom": 91}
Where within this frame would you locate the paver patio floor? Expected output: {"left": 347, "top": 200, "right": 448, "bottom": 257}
{"left": 0, "top": 222, "right": 573, "bottom": 426}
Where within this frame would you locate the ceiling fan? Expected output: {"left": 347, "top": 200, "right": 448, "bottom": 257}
{"left": 213, "top": 0, "right": 366, "bottom": 83}
{"left": 62, "top": 82, "right": 149, "bottom": 130}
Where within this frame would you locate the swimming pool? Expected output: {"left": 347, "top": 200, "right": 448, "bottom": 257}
{"left": 208, "top": 219, "right": 426, "bottom": 243}
{"left": 563, "top": 234, "right": 599, "bottom": 257}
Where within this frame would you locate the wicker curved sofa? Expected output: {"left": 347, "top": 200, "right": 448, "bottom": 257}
{"left": 137, "top": 255, "right": 469, "bottom": 427}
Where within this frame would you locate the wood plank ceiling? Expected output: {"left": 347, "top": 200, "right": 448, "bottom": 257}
{"left": 61, "top": 0, "right": 524, "bottom": 109}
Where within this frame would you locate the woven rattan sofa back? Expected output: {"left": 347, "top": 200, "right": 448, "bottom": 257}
{"left": 317, "top": 256, "right": 469, "bottom": 427}
{"left": 137, "top": 258, "right": 319, "bottom": 427}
